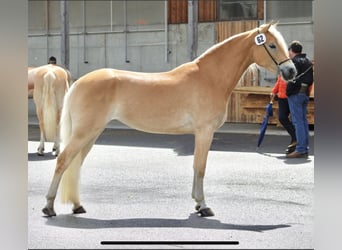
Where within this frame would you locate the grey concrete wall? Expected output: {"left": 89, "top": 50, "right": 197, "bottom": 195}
{"left": 28, "top": 22, "right": 314, "bottom": 115}
{"left": 28, "top": 23, "right": 216, "bottom": 116}
{"left": 28, "top": 23, "right": 216, "bottom": 80}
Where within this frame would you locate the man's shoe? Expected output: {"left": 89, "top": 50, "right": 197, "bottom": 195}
{"left": 285, "top": 146, "right": 296, "bottom": 154}
{"left": 285, "top": 142, "right": 297, "bottom": 154}
{"left": 286, "top": 151, "right": 308, "bottom": 158}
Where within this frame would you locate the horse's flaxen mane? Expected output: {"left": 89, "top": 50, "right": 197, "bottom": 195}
{"left": 196, "top": 22, "right": 287, "bottom": 62}
{"left": 196, "top": 30, "right": 249, "bottom": 61}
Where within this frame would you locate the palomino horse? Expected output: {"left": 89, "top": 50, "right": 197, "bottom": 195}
{"left": 28, "top": 66, "right": 72, "bottom": 99}
{"left": 42, "top": 22, "right": 296, "bottom": 217}
{"left": 28, "top": 67, "right": 36, "bottom": 98}
{"left": 30, "top": 64, "right": 71, "bottom": 156}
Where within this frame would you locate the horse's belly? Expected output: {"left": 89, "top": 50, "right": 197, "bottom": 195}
{"left": 114, "top": 111, "right": 194, "bottom": 134}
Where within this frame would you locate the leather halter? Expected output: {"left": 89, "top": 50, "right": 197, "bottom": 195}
{"left": 258, "top": 29, "right": 291, "bottom": 67}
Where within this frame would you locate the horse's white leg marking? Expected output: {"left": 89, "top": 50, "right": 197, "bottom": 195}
{"left": 192, "top": 171, "right": 207, "bottom": 210}
{"left": 192, "top": 129, "right": 214, "bottom": 212}
{"left": 44, "top": 173, "right": 63, "bottom": 215}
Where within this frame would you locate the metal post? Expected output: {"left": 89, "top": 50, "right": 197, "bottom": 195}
{"left": 83, "top": 0, "right": 88, "bottom": 63}
{"left": 45, "top": 0, "right": 49, "bottom": 60}
{"left": 60, "top": 0, "right": 70, "bottom": 69}
{"left": 164, "top": 0, "right": 169, "bottom": 62}
{"left": 263, "top": 0, "right": 267, "bottom": 24}
{"left": 124, "top": 0, "right": 129, "bottom": 63}
{"left": 188, "top": 0, "right": 198, "bottom": 61}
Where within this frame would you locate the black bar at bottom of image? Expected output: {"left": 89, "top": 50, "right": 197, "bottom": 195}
{"left": 100, "top": 240, "right": 239, "bottom": 245}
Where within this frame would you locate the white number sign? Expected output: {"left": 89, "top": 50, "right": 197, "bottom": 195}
{"left": 255, "top": 33, "right": 266, "bottom": 45}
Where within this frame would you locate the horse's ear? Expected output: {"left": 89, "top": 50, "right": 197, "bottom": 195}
{"left": 271, "top": 20, "right": 279, "bottom": 27}
{"left": 259, "top": 21, "right": 278, "bottom": 33}
{"left": 259, "top": 22, "right": 272, "bottom": 33}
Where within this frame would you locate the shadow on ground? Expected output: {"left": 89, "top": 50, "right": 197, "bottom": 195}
{"left": 44, "top": 212, "right": 291, "bottom": 233}
{"left": 28, "top": 125, "right": 314, "bottom": 157}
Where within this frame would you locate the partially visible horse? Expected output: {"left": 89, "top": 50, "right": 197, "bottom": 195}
{"left": 31, "top": 64, "right": 72, "bottom": 156}
{"left": 28, "top": 67, "right": 36, "bottom": 98}
{"left": 42, "top": 22, "right": 296, "bottom": 217}
{"left": 28, "top": 66, "right": 72, "bottom": 99}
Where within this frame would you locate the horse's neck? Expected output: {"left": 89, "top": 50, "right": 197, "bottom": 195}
{"left": 196, "top": 32, "right": 254, "bottom": 98}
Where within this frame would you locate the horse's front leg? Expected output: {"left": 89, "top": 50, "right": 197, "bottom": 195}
{"left": 192, "top": 129, "right": 215, "bottom": 217}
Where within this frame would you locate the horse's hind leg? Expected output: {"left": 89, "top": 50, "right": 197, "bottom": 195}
{"left": 52, "top": 142, "right": 60, "bottom": 157}
{"left": 43, "top": 138, "right": 88, "bottom": 217}
{"left": 51, "top": 132, "right": 60, "bottom": 156}
{"left": 52, "top": 109, "right": 62, "bottom": 157}
{"left": 51, "top": 127, "right": 60, "bottom": 156}
{"left": 192, "top": 129, "right": 215, "bottom": 217}
{"left": 36, "top": 107, "right": 45, "bottom": 156}
{"left": 71, "top": 137, "right": 99, "bottom": 214}
{"left": 43, "top": 141, "right": 78, "bottom": 216}
{"left": 42, "top": 126, "right": 104, "bottom": 217}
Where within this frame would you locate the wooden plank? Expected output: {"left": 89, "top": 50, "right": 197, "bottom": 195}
{"left": 168, "top": 0, "right": 187, "bottom": 24}
{"left": 230, "top": 86, "right": 315, "bottom": 125}
{"left": 199, "top": 0, "right": 216, "bottom": 22}
{"left": 257, "top": 0, "right": 264, "bottom": 20}
{"left": 234, "top": 86, "right": 314, "bottom": 98}
{"left": 216, "top": 20, "right": 258, "bottom": 43}
{"left": 168, "top": 1, "right": 263, "bottom": 24}
{"left": 169, "top": 0, "right": 216, "bottom": 24}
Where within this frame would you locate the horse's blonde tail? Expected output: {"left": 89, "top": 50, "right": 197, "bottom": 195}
{"left": 42, "top": 71, "right": 57, "bottom": 141}
{"left": 60, "top": 152, "right": 82, "bottom": 204}
{"left": 59, "top": 86, "right": 82, "bottom": 204}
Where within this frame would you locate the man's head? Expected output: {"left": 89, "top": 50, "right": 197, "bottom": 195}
{"left": 48, "top": 56, "right": 57, "bottom": 64}
{"left": 288, "top": 41, "right": 302, "bottom": 59}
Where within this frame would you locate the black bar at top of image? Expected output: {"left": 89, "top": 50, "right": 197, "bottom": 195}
{"left": 100, "top": 240, "right": 239, "bottom": 245}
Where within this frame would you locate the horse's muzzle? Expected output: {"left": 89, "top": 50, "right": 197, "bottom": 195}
{"left": 280, "top": 62, "right": 297, "bottom": 81}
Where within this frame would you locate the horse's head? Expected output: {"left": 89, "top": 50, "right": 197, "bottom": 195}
{"left": 252, "top": 22, "right": 296, "bottom": 81}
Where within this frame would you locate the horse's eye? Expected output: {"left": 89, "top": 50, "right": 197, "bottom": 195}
{"left": 269, "top": 43, "right": 276, "bottom": 49}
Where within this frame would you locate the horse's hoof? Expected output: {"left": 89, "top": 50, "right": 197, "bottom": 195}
{"left": 42, "top": 207, "right": 56, "bottom": 217}
{"left": 198, "top": 207, "right": 215, "bottom": 217}
{"left": 195, "top": 204, "right": 201, "bottom": 211}
{"left": 73, "top": 206, "right": 86, "bottom": 214}
{"left": 37, "top": 151, "right": 44, "bottom": 156}
{"left": 51, "top": 150, "right": 59, "bottom": 157}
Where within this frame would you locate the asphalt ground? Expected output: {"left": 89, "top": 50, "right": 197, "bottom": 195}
{"left": 28, "top": 122, "right": 314, "bottom": 249}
